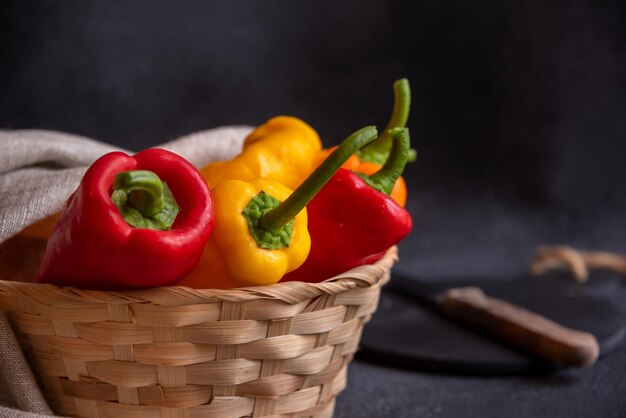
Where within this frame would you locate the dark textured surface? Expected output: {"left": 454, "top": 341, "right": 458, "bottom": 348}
{"left": 2, "top": 1, "right": 626, "bottom": 417}
{"left": 336, "top": 350, "right": 626, "bottom": 418}
{"left": 359, "top": 275, "right": 626, "bottom": 374}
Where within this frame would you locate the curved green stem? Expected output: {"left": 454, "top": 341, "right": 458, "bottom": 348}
{"left": 358, "top": 78, "right": 412, "bottom": 164}
{"left": 362, "top": 128, "right": 410, "bottom": 195}
{"left": 259, "top": 125, "right": 378, "bottom": 233}
{"left": 114, "top": 171, "right": 164, "bottom": 217}
{"left": 111, "top": 170, "right": 179, "bottom": 230}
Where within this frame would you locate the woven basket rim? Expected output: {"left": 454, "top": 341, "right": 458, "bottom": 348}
{"left": 0, "top": 246, "right": 397, "bottom": 307}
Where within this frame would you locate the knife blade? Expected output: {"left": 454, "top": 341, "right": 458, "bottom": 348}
{"left": 386, "top": 276, "right": 600, "bottom": 368}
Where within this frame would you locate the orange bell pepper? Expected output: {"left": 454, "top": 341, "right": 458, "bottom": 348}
{"left": 17, "top": 213, "right": 59, "bottom": 239}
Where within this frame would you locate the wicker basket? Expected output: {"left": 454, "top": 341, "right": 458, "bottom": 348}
{"left": 0, "top": 246, "right": 396, "bottom": 418}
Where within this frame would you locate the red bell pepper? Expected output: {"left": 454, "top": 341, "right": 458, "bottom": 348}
{"left": 283, "top": 128, "right": 413, "bottom": 283}
{"left": 35, "top": 148, "right": 214, "bottom": 289}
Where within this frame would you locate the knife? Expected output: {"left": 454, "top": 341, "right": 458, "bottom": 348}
{"left": 387, "top": 277, "right": 600, "bottom": 368}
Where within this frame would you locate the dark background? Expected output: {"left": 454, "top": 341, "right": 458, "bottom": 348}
{"left": 2, "top": 1, "right": 626, "bottom": 417}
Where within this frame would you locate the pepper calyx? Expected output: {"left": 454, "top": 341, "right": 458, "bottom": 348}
{"left": 355, "top": 172, "right": 386, "bottom": 194}
{"left": 243, "top": 191, "right": 295, "bottom": 250}
{"left": 111, "top": 170, "right": 180, "bottom": 230}
{"left": 358, "top": 128, "right": 410, "bottom": 196}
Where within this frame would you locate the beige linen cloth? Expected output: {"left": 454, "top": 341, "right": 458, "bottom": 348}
{"left": 0, "top": 126, "right": 252, "bottom": 417}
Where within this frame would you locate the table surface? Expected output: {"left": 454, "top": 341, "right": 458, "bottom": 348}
{"left": 334, "top": 193, "right": 626, "bottom": 418}
{"left": 336, "top": 345, "right": 626, "bottom": 418}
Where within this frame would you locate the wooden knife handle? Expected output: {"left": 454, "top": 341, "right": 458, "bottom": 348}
{"left": 441, "top": 287, "right": 599, "bottom": 367}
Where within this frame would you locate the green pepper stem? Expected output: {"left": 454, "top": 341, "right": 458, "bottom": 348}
{"left": 114, "top": 170, "right": 165, "bottom": 217}
{"left": 365, "top": 128, "right": 410, "bottom": 195}
{"left": 260, "top": 126, "right": 378, "bottom": 232}
{"left": 358, "top": 78, "right": 412, "bottom": 164}
{"left": 111, "top": 170, "right": 180, "bottom": 230}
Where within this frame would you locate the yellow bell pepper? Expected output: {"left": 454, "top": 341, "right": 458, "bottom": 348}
{"left": 200, "top": 116, "right": 322, "bottom": 190}
{"left": 179, "top": 125, "right": 378, "bottom": 289}
{"left": 179, "top": 179, "right": 310, "bottom": 289}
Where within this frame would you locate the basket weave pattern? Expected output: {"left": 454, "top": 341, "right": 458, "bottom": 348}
{"left": 0, "top": 248, "right": 396, "bottom": 418}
